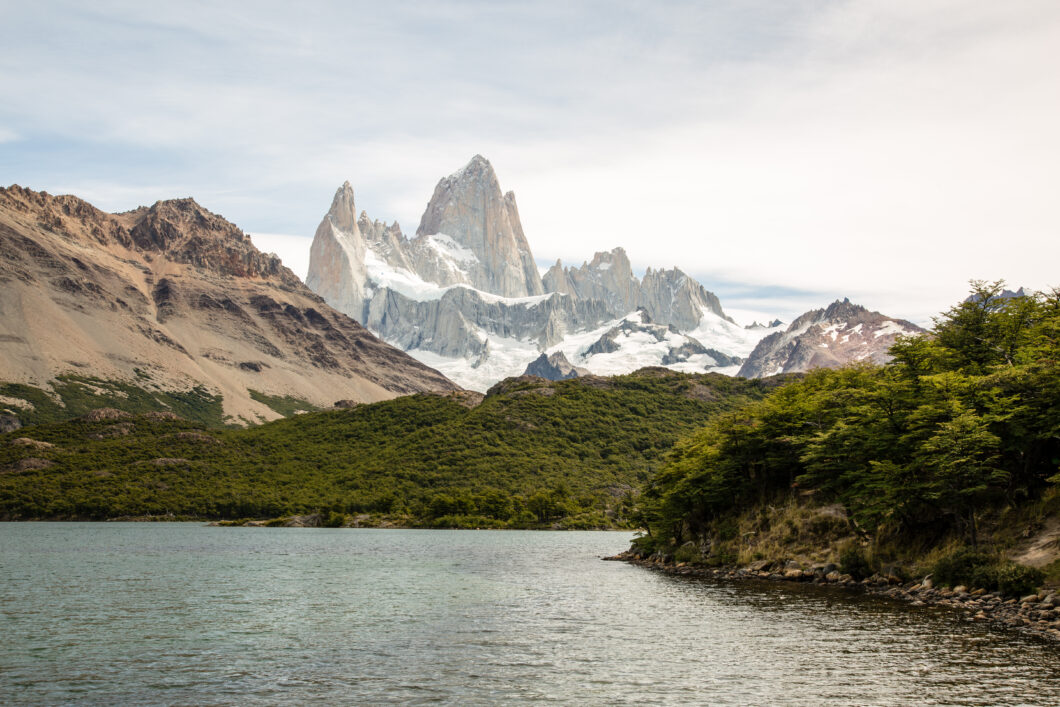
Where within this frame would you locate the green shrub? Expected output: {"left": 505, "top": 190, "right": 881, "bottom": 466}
{"left": 995, "top": 563, "right": 1045, "bottom": 597}
{"left": 932, "top": 548, "right": 994, "bottom": 588}
{"left": 559, "top": 511, "right": 610, "bottom": 530}
{"left": 839, "top": 544, "right": 873, "bottom": 580}
{"left": 508, "top": 510, "right": 539, "bottom": 528}
{"left": 931, "top": 547, "right": 1044, "bottom": 596}
{"left": 430, "top": 514, "right": 506, "bottom": 529}
{"left": 630, "top": 533, "right": 656, "bottom": 555}
{"left": 674, "top": 543, "right": 702, "bottom": 564}
{"left": 704, "top": 548, "right": 737, "bottom": 567}
{"left": 323, "top": 511, "right": 346, "bottom": 528}
{"left": 716, "top": 519, "right": 738, "bottom": 541}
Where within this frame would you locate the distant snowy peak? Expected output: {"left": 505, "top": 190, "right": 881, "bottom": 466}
{"left": 305, "top": 155, "right": 794, "bottom": 392}
{"left": 737, "top": 298, "right": 924, "bottom": 378}
{"left": 573, "top": 309, "right": 745, "bottom": 374}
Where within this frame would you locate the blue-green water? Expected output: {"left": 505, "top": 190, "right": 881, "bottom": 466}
{"left": 1, "top": 524, "right": 1059, "bottom": 705}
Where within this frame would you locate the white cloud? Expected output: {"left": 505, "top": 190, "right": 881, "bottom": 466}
{"left": 46, "top": 181, "right": 190, "bottom": 211}
{"left": 503, "top": 0, "right": 1060, "bottom": 323}
{"left": 247, "top": 232, "right": 313, "bottom": 280}
{"left": 3, "top": 1, "right": 1058, "bottom": 325}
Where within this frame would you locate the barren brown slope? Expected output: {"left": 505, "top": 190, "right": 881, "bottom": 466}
{"left": 0, "top": 185, "right": 458, "bottom": 424}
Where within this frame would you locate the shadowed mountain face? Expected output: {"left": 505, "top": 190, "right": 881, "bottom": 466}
{"left": 0, "top": 185, "right": 457, "bottom": 424}
{"left": 522, "top": 351, "right": 590, "bottom": 381}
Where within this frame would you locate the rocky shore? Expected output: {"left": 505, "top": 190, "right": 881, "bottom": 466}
{"left": 606, "top": 551, "right": 1060, "bottom": 644}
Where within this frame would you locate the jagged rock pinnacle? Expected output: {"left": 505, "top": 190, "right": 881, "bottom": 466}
{"left": 327, "top": 181, "right": 358, "bottom": 233}
{"left": 415, "top": 155, "right": 543, "bottom": 298}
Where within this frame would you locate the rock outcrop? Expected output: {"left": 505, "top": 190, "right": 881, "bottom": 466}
{"left": 0, "top": 184, "right": 457, "bottom": 424}
{"left": 305, "top": 182, "right": 370, "bottom": 325}
{"left": 737, "top": 299, "right": 923, "bottom": 378}
{"left": 640, "top": 267, "right": 732, "bottom": 331}
{"left": 523, "top": 352, "right": 589, "bottom": 381}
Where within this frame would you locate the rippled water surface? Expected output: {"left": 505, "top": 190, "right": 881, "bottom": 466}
{"left": 2, "top": 523, "right": 1059, "bottom": 705}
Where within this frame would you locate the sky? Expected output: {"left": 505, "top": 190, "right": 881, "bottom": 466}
{"left": 2, "top": 0, "right": 1058, "bottom": 325}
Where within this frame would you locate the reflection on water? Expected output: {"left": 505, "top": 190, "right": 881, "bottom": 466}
{"left": 1, "top": 523, "right": 1058, "bottom": 705}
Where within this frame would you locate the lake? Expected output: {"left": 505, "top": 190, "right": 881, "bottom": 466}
{"left": 1, "top": 523, "right": 1058, "bottom": 705}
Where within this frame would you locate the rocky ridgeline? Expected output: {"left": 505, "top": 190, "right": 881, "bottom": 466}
{"left": 606, "top": 551, "right": 1060, "bottom": 643}
{"left": 738, "top": 299, "right": 923, "bottom": 377}
{"left": 542, "top": 248, "right": 732, "bottom": 331}
{"left": 0, "top": 184, "right": 457, "bottom": 423}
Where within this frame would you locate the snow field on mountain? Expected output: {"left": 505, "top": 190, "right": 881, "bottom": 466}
{"left": 407, "top": 308, "right": 782, "bottom": 392}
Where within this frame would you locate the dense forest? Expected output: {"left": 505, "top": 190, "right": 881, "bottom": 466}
{"left": 0, "top": 369, "right": 780, "bottom": 528}
{"left": 633, "top": 283, "right": 1060, "bottom": 593}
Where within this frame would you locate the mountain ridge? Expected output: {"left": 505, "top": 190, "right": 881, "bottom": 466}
{"left": 0, "top": 184, "right": 457, "bottom": 425}
{"left": 737, "top": 298, "right": 923, "bottom": 377}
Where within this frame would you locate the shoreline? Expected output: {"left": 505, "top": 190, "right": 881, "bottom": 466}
{"left": 0, "top": 516, "right": 632, "bottom": 531}
{"left": 606, "top": 550, "right": 1060, "bottom": 644}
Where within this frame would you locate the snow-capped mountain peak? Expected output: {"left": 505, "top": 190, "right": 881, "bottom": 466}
{"left": 306, "top": 157, "right": 918, "bottom": 391}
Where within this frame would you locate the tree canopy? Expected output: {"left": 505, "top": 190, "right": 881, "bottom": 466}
{"left": 637, "top": 282, "right": 1060, "bottom": 551}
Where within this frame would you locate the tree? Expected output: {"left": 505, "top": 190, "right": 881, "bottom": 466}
{"left": 916, "top": 409, "right": 1006, "bottom": 547}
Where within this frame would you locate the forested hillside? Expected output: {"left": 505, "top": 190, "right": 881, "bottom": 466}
{"left": 634, "top": 283, "right": 1060, "bottom": 592}
{"left": 0, "top": 369, "right": 781, "bottom": 528}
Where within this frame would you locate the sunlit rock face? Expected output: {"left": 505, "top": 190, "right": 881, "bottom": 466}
{"left": 416, "top": 154, "right": 544, "bottom": 299}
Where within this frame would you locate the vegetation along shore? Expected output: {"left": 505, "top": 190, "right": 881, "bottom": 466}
{"left": 0, "top": 370, "right": 783, "bottom": 528}
{"left": 619, "top": 282, "right": 1060, "bottom": 639}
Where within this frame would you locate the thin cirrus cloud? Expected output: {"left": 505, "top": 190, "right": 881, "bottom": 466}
{"left": 1, "top": 0, "right": 1057, "bottom": 326}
